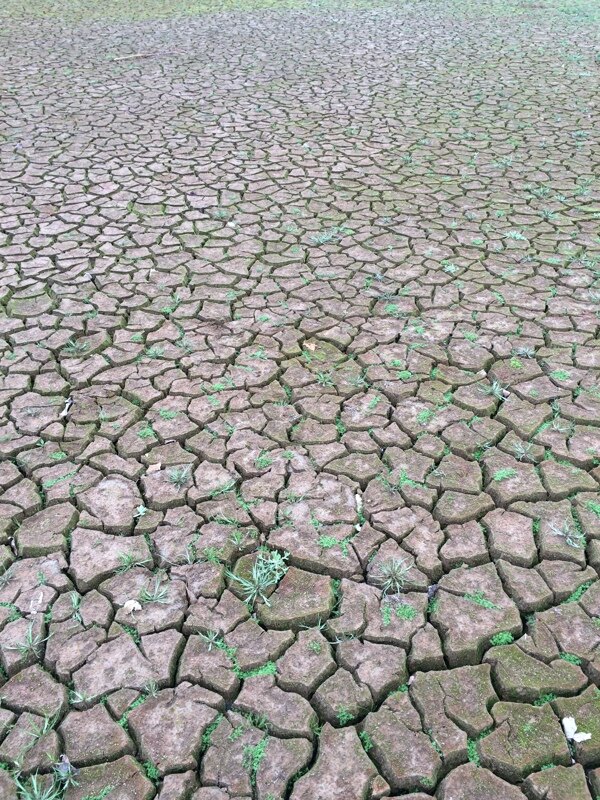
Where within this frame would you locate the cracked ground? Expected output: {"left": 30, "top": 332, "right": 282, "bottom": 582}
{"left": 1, "top": 0, "right": 600, "bottom": 798}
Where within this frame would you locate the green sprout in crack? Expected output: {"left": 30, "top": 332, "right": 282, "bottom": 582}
{"left": 492, "top": 467, "right": 517, "bottom": 482}
{"left": 372, "top": 557, "right": 413, "bottom": 597}
{"left": 477, "top": 380, "right": 506, "bottom": 400}
{"left": 13, "top": 772, "right": 63, "bottom": 800}
{"left": 310, "top": 226, "right": 353, "bottom": 246}
{"left": 139, "top": 577, "right": 170, "bottom": 606}
{"left": 198, "top": 629, "right": 222, "bottom": 651}
{"left": 158, "top": 408, "right": 178, "bottom": 420}
{"left": 138, "top": 422, "right": 156, "bottom": 440}
{"left": 359, "top": 730, "right": 373, "bottom": 752}
{"left": 559, "top": 652, "right": 582, "bottom": 665}
{"left": 463, "top": 591, "right": 499, "bottom": 610}
{"left": 115, "top": 553, "right": 150, "bottom": 574}
{"left": 489, "top": 631, "right": 514, "bottom": 646}
{"left": 143, "top": 345, "right": 164, "bottom": 360}
{"left": 586, "top": 500, "right": 600, "bottom": 519}
{"left": 549, "top": 521, "right": 586, "bottom": 549}
{"left": 242, "top": 738, "right": 268, "bottom": 787}
{"left": 167, "top": 464, "right": 192, "bottom": 489}
{"left": 226, "top": 549, "right": 289, "bottom": 608}
{"left": 513, "top": 345, "right": 536, "bottom": 359}
{"left": 416, "top": 408, "right": 435, "bottom": 426}
{"left": 6, "top": 621, "right": 51, "bottom": 659}
{"left": 0, "top": 566, "right": 14, "bottom": 590}
{"left": 316, "top": 371, "right": 334, "bottom": 387}
{"left": 336, "top": 706, "right": 354, "bottom": 725}
{"left": 254, "top": 450, "right": 273, "bottom": 470}
{"left": 512, "top": 441, "right": 535, "bottom": 462}
{"left": 209, "top": 479, "right": 237, "bottom": 499}
{"left": 63, "top": 339, "right": 89, "bottom": 357}
{"left": 70, "top": 592, "right": 82, "bottom": 624}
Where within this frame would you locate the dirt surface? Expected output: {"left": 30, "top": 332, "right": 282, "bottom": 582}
{"left": 1, "top": 0, "right": 600, "bottom": 797}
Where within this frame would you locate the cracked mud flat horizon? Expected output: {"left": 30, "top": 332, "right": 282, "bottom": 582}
{"left": 1, "top": 0, "right": 600, "bottom": 797}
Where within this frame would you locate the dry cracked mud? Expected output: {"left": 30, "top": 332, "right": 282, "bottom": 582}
{"left": 1, "top": 0, "right": 600, "bottom": 798}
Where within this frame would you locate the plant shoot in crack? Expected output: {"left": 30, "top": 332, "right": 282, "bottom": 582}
{"left": 167, "top": 464, "right": 192, "bottom": 489}
{"left": 372, "top": 557, "right": 413, "bottom": 597}
{"left": 549, "top": 521, "right": 586, "bottom": 549}
{"left": 227, "top": 549, "right": 289, "bottom": 608}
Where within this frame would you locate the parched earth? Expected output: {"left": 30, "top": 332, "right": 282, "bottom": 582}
{"left": 1, "top": 0, "right": 600, "bottom": 797}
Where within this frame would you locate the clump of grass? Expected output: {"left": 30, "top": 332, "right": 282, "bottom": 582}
{"left": 467, "top": 738, "right": 480, "bottom": 766}
{"left": 138, "top": 422, "right": 156, "bottom": 440}
{"left": 463, "top": 591, "right": 499, "bottom": 610}
{"left": 489, "top": 631, "right": 514, "bottom": 646}
{"left": 394, "top": 602, "right": 417, "bottom": 620}
{"left": 417, "top": 408, "right": 435, "bottom": 426}
{"left": 336, "top": 706, "right": 354, "bottom": 725}
{"left": 143, "top": 761, "right": 160, "bottom": 784}
{"left": 254, "top": 450, "right": 273, "bottom": 470}
{"left": 585, "top": 500, "right": 600, "bottom": 518}
{"left": 226, "top": 549, "right": 288, "bottom": 608}
{"left": 534, "top": 693, "right": 557, "bottom": 706}
{"left": 359, "top": 731, "right": 373, "bottom": 752}
{"left": 372, "top": 557, "right": 413, "bottom": 597}
{"left": 512, "top": 346, "right": 536, "bottom": 358}
{"left": 559, "top": 652, "right": 582, "bottom": 665}
{"left": 316, "top": 371, "right": 334, "bottom": 387}
{"left": 563, "top": 580, "right": 594, "bottom": 604}
{"left": 242, "top": 738, "right": 268, "bottom": 786}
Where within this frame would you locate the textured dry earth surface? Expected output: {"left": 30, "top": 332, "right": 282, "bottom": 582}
{"left": 1, "top": 0, "right": 600, "bottom": 798}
